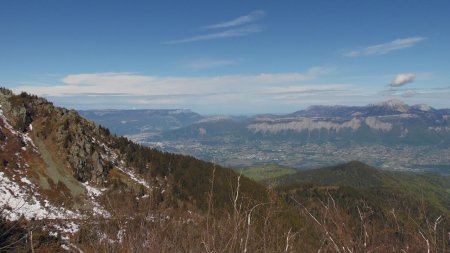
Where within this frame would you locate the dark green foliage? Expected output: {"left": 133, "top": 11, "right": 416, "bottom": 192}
{"left": 271, "top": 161, "right": 389, "bottom": 188}
{"left": 274, "top": 161, "right": 450, "bottom": 217}
{"left": 7, "top": 91, "right": 47, "bottom": 132}
{"left": 0, "top": 129, "right": 5, "bottom": 141}
{"left": 99, "top": 124, "right": 110, "bottom": 136}
{"left": 111, "top": 135, "right": 267, "bottom": 212}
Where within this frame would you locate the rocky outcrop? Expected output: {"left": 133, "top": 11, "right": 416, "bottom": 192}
{"left": 247, "top": 117, "right": 362, "bottom": 134}
{"left": 1, "top": 88, "right": 112, "bottom": 184}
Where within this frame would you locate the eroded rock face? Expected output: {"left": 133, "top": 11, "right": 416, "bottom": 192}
{"left": 364, "top": 117, "right": 392, "bottom": 132}
{"left": 59, "top": 113, "right": 111, "bottom": 184}
{"left": 247, "top": 117, "right": 363, "bottom": 134}
{"left": 1, "top": 89, "right": 112, "bottom": 184}
{"left": 13, "top": 106, "right": 33, "bottom": 132}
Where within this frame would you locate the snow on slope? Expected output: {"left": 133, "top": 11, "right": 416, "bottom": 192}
{"left": 0, "top": 172, "right": 79, "bottom": 221}
{"left": 93, "top": 137, "right": 151, "bottom": 189}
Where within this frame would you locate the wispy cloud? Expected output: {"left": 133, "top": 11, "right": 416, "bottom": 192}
{"left": 259, "top": 84, "right": 350, "bottom": 95}
{"left": 165, "top": 10, "right": 265, "bottom": 44}
{"left": 203, "top": 10, "right": 265, "bottom": 29}
{"left": 344, "top": 37, "right": 426, "bottom": 57}
{"left": 182, "top": 58, "right": 240, "bottom": 70}
{"left": 402, "top": 90, "right": 417, "bottom": 98}
{"left": 16, "top": 68, "right": 328, "bottom": 97}
{"left": 12, "top": 67, "right": 355, "bottom": 112}
{"left": 389, "top": 73, "right": 416, "bottom": 87}
{"left": 165, "top": 25, "right": 263, "bottom": 44}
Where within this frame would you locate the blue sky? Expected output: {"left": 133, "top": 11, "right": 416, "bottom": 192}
{"left": 1, "top": 0, "right": 450, "bottom": 114}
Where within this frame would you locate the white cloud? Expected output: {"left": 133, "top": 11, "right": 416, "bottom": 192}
{"left": 402, "top": 90, "right": 417, "bottom": 98}
{"left": 182, "top": 58, "right": 239, "bottom": 70}
{"left": 15, "top": 68, "right": 388, "bottom": 113}
{"left": 259, "top": 84, "right": 349, "bottom": 94}
{"left": 165, "top": 25, "right": 263, "bottom": 44}
{"left": 344, "top": 37, "right": 426, "bottom": 57}
{"left": 203, "top": 10, "right": 265, "bottom": 29}
{"left": 15, "top": 68, "right": 331, "bottom": 97}
{"left": 62, "top": 72, "right": 155, "bottom": 86}
{"left": 390, "top": 73, "right": 416, "bottom": 87}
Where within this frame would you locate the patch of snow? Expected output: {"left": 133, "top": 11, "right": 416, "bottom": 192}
{"left": 81, "top": 182, "right": 110, "bottom": 217}
{"left": 117, "top": 163, "right": 150, "bottom": 189}
{"left": 22, "top": 133, "right": 37, "bottom": 151}
{"left": 61, "top": 245, "right": 70, "bottom": 251}
{"left": 61, "top": 242, "right": 85, "bottom": 253}
{"left": 0, "top": 111, "right": 17, "bottom": 134}
{"left": 168, "top": 109, "right": 192, "bottom": 115}
{"left": 117, "top": 229, "right": 126, "bottom": 243}
{"left": 20, "top": 177, "right": 33, "bottom": 185}
{"left": 92, "top": 205, "right": 110, "bottom": 217}
{"left": 374, "top": 99, "right": 408, "bottom": 113}
{"left": 0, "top": 172, "right": 80, "bottom": 221}
{"left": 0, "top": 111, "right": 38, "bottom": 152}
{"left": 49, "top": 231, "right": 58, "bottom": 237}
{"left": 53, "top": 221, "right": 80, "bottom": 235}
{"left": 412, "top": 104, "right": 432, "bottom": 112}
{"left": 82, "top": 182, "right": 104, "bottom": 198}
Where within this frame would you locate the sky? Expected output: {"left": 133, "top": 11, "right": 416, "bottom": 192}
{"left": 1, "top": 0, "right": 450, "bottom": 114}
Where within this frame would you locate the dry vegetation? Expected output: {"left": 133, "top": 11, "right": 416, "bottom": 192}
{"left": 1, "top": 168, "right": 449, "bottom": 252}
{"left": 65, "top": 173, "right": 449, "bottom": 253}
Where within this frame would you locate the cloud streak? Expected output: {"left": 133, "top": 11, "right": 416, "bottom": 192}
{"left": 389, "top": 73, "right": 416, "bottom": 87}
{"left": 15, "top": 68, "right": 330, "bottom": 97}
{"left": 203, "top": 10, "right": 265, "bottom": 29}
{"left": 402, "top": 90, "right": 416, "bottom": 98}
{"left": 165, "top": 10, "right": 265, "bottom": 44}
{"left": 165, "top": 25, "right": 263, "bottom": 44}
{"left": 344, "top": 37, "right": 426, "bottom": 57}
{"left": 182, "top": 58, "right": 240, "bottom": 70}
{"left": 12, "top": 68, "right": 358, "bottom": 113}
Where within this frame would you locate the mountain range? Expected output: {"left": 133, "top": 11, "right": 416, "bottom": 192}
{"left": 154, "top": 99, "right": 450, "bottom": 145}
{"left": 81, "top": 99, "right": 450, "bottom": 172}
{"left": 79, "top": 109, "right": 204, "bottom": 138}
{"left": 81, "top": 99, "right": 450, "bottom": 145}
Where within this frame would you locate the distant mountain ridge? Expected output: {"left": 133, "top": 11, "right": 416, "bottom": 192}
{"left": 80, "top": 100, "right": 450, "bottom": 145}
{"left": 153, "top": 99, "right": 450, "bottom": 146}
{"left": 292, "top": 99, "right": 439, "bottom": 118}
{"left": 79, "top": 100, "right": 450, "bottom": 171}
{"left": 79, "top": 108, "right": 204, "bottom": 139}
